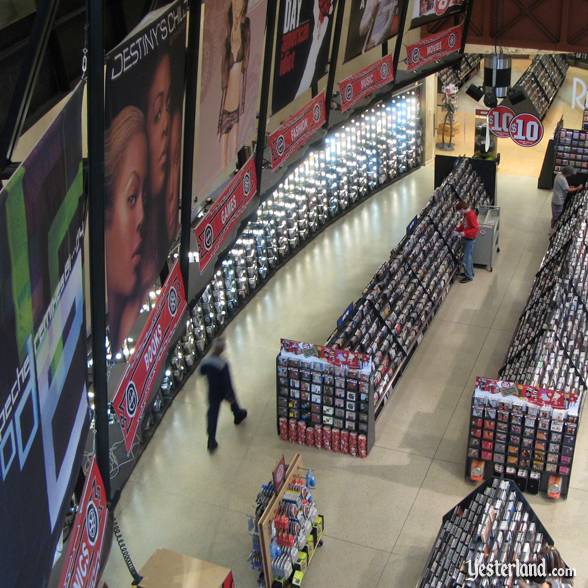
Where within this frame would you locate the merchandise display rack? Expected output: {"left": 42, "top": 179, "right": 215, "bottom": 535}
{"left": 418, "top": 478, "right": 566, "bottom": 587}
{"left": 275, "top": 159, "right": 492, "bottom": 457}
{"left": 466, "top": 378, "right": 582, "bottom": 499}
{"left": 553, "top": 126, "right": 588, "bottom": 174}
{"left": 248, "top": 454, "right": 324, "bottom": 588}
{"left": 499, "top": 190, "right": 588, "bottom": 394}
{"left": 503, "top": 54, "right": 568, "bottom": 120}
{"left": 438, "top": 54, "right": 481, "bottom": 90}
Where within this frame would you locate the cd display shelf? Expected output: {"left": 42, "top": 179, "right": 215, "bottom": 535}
{"left": 418, "top": 478, "right": 569, "bottom": 587}
{"left": 502, "top": 54, "right": 568, "bottom": 120}
{"left": 553, "top": 126, "right": 588, "bottom": 174}
{"left": 276, "top": 159, "right": 491, "bottom": 457}
{"left": 438, "top": 54, "right": 481, "bottom": 90}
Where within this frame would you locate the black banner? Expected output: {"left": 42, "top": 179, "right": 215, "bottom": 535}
{"left": 272, "top": 0, "right": 335, "bottom": 113}
{"left": 105, "top": 1, "right": 187, "bottom": 353}
{"left": 344, "top": 0, "right": 402, "bottom": 63}
{"left": 0, "top": 83, "right": 89, "bottom": 588}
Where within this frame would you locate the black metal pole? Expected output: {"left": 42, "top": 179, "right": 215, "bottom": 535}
{"left": 325, "top": 0, "right": 345, "bottom": 124}
{"left": 179, "top": 0, "right": 202, "bottom": 292}
{"left": 87, "top": 0, "right": 110, "bottom": 499}
{"left": 254, "top": 0, "right": 278, "bottom": 184}
{"left": 391, "top": 0, "right": 411, "bottom": 77}
{"left": 460, "top": 0, "right": 475, "bottom": 56}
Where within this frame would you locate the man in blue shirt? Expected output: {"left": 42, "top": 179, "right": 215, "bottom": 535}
{"left": 551, "top": 166, "right": 584, "bottom": 228}
{"left": 199, "top": 337, "right": 247, "bottom": 453}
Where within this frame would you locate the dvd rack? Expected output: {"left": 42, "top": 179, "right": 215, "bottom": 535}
{"left": 438, "top": 54, "right": 481, "bottom": 90}
{"left": 505, "top": 54, "right": 568, "bottom": 120}
{"left": 465, "top": 377, "right": 582, "bottom": 499}
{"left": 418, "top": 478, "right": 567, "bottom": 587}
{"left": 553, "top": 126, "right": 588, "bottom": 174}
{"left": 499, "top": 190, "right": 588, "bottom": 394}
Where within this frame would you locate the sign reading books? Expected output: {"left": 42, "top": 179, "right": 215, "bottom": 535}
{"left": 113, "top": 261, "right": 187, "bottom": 452}
{"left": 269, "top": 92, "right": 327, "bottom": 169}
{"left": 58, "top": 458, "right": 109, "bottom": 588}
{"left": 195, "top": 155, "right": 258, "bottom": 272}
{"left": 339, "top": 55, "right": 394, "bottom": 112}
{"left": 406, "top": 24, "right": 463, "bottom": 71}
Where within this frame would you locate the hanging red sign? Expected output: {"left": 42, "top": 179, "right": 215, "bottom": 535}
{"left": 488, "top": 105, "right": 515, "bottom": 138}
{"left": 509, "top": 112, "right": 544, "bottom": 147}
{"left": 58, "top": 458, "right": 108, "bottom": 588}
{"left": 339, "top": 55, "right": 394, "bottom": 113}
{"left": 195, "top": 156, "right": 258, "bottom": 272}
{"left": 113, "top": 260, "right": 187, "bottom": 452}
{"left": 269, "top": 93, "right": 327, "bottom": 169}
{"left": 406, "top": 24, "right": 463, "bottom": 71}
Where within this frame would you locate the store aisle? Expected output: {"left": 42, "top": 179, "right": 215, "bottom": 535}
{"left": 102, "top": 164, "right": 588, "bottom": 588}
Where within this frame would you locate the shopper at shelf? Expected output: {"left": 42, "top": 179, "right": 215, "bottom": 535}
{"left": 551, "top": 166, "right": 584, "bottom": 229}
{"left": 199, "top": 337, "right": 248, "bottom": 453}
{"left": 454, "top": 199, "right": 479, "bottom": 283}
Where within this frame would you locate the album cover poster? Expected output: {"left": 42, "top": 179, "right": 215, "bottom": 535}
{"left": 0, "top": 83, "right": 89, "bottom": 588}
{"left": 411, "top": 0, "right": 465, "bottom": 27}
{"left": 196, "top": 0, "right": 268, "bottom": 201}
{"left": 105, "top": 1, "right": 186, "bottom": 353}
{"left": 344, "top": 0, "right": 402, "bottom": 63}
{"left": 272, "top": 0, "right": 335, "bottom": 113}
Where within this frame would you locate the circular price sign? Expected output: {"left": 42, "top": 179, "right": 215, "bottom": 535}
{"left": 509, "top": 112, "right": 544, "bottom": 147}
{"left": 487, "top": 105, "right": 515, "bottom": 138}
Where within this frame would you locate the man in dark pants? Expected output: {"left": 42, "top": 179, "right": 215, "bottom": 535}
{"left": 199, "top": 337, "right": 247, "bottom": 453}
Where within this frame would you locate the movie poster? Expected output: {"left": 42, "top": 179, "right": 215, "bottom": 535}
{"left": 196, "top": 0, "right": 268, "bottom": 201}
{"left": 105, "top": 1, "right": 186, "bottom": 354}
{"left": 411, "top": 0, "right": 464, "bottom": 26}
{"left": 272, "top": 0, "right": 335, "bottom": 113}
{"left": 344, "top": 0, "right": 402, "bottom": 63}
{"left": 0, "top": 83, "right": 89, "bottom": 588}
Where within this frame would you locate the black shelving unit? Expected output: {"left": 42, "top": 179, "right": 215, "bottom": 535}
{"left": 438, "top": 54, "right": 481, "bottom": 90}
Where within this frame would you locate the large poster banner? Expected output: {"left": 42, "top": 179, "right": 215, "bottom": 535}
{"left": 272, "top": 0, "right": 335, "bottom": 113}
{"left": 406, "top": 23, "right": 463, "bottom": 71}
{"left": 195, "top": 155, "right": 258, "bottom": 272}
{"left": 344, "top": 0, "right": 402, "bottom": 63}
{"left": 411, "top": 0, "right": 465, "bottom": 26}
{"left": 0, "top": 83, "right": 89, "bottom": 588}
{"left": 58, "top": 458, "right": 108, "bottom": 588}
{"left": 339, "top": 55, "right": 394, "bottom": 112}
{"left": 113, "top": 260, "right": 187, "bottom": 453}
{"left": 269, "top": 92, "right": 327, "bottom": 168}
{"left": 196, "top": 0, "right": 268, "bottom": 201}
{"left": 105, "top": 1, "right": 186, "bottom": 354}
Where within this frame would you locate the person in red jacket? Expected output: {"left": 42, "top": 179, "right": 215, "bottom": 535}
{"left": 455, "top": 199, "right": 479, "bottom": 283}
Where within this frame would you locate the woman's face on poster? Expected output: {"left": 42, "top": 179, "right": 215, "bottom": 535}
{"left": 146, "top": 54, "right": 172, "bottom": 197}
{"left": 166, "top": 112, "right": 182, "bottom": 242}
{"left": 106, "top": 131, "right": 147, "bottom": 296}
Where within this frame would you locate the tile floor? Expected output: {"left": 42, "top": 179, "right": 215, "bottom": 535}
{"left": 101, "top": 159, "right": 588, "bottom": 586}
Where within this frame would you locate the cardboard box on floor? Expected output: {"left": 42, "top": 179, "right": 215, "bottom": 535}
{"left": 138, "top": 549, "right": 234, "bottom": 587}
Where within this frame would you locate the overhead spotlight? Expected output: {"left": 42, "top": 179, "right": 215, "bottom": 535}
{"left": 507, "top": 87, "right": 526, "bottom": 105}
{"left": 483, "top": 89, "right": 498, "bottom": 108}
{"left": 484, "top": 54, "right": 512, "bottom": 98}
{"left": 466, "top": 84, "right": 484, "bottom": 102}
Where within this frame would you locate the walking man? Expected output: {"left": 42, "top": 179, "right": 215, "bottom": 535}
{"left": 199, "top": 337, "right": 247, "bottom": 453}
{"left": 551, "top": 166, "right": 584, "bottom": 229}
{"left": 455, "top": 199, "right": 479, "bottom": 284}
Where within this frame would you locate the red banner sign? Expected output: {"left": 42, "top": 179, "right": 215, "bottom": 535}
{"left": 280, "top": 338, "right": 368, "bottom": 370}
{"left": 58, "top": 458, "right": 108, "bottom": 588}
{"left": 195, "top": 156, "right": 257, "bottom": 272}
{"left": 339, "top": 55, "right": 394, "bottom": 112}
{"left": 488, "top": 106, "right": 515, "bottom": 138}
{"left": 113, "top": 261, "right": 187, "bottom": 452}
{"left": 509, "top": 112, "right": 544, "bottom": 147}
{"left": 269, "top": 93, "right": 327, "bottom": 169}
{"left": 406, "top": 24, "right": 463, "bottom": 71}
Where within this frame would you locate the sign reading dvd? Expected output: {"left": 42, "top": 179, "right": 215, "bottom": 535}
{"left": 339, "top": 55, "right": 394, "bottom": 112}
{"left": 269, "top": 93, "right": 327, "bottom": 169}
{"left": 509, "top": 112, "right": 544, "bottom": 147}
{"left": 406, "top": 24, "right": 463, "bottom": 71}
{"left": 195, "top": 156, "right": 258, "bottom": 271}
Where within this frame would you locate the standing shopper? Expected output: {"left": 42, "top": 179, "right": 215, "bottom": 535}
{"left": 551, "top": 166, "right": 583, "bottom": 229}
{"left": 199, "top": 337, "right": 248, "bottom": 453}
{"left": 455, "top": 199, "right": 479, "bottom": 284}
